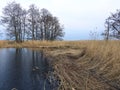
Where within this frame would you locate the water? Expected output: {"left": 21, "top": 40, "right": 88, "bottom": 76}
{"left": 0, "top": 48, "right": 57, "bottom": 90}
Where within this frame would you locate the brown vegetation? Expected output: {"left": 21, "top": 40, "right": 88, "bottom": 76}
{"left": 44, "top": 40, "right": 120, "bottom": 90}
{"left": 0, "top": 40, "right": 120, "bottom": 89}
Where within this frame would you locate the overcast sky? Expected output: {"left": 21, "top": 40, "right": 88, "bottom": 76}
{"left": 0, "top": 0, "right": 120, "bottom": 40}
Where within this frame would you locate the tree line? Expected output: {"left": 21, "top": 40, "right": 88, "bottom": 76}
{"left": 1, "top": 2, "right": 64, "bottom": 42}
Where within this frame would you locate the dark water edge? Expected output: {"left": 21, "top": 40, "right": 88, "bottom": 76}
{"left": 0, "top": 48, "right": 59, "bottom": 90}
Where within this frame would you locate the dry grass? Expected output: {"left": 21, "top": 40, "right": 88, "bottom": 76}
{"left": 0, "top": 40, "right": 120, "bottom": 89}
{"left": 0, "top": 40, "right": 78, "bottom": 48}
{"left": 43, "top": 40, "right": 120, "bottom": 90}
{"left": 0, "top": 40, "right": 9, "bottom": 47}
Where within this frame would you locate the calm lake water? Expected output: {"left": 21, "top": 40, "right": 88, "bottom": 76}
{"left": 0, "top": 48, "right": 57, "bottom": 90}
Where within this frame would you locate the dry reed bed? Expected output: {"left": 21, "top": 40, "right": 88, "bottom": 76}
{"left": 44, "top": 41, "right": 120, "bottom": 90}
{"left": 0, "top": 40, "right": 80, "bottom": 48}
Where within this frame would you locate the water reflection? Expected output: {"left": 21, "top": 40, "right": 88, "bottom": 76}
{"left": 0, "top": 48, "right": 56, "bottom": 90}
{"left": 31, "top": 50, "right": 51, "bottom": 90}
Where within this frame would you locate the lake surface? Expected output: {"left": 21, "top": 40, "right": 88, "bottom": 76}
{"left": 0, "top": 48, "right": 58, "bottom": 90}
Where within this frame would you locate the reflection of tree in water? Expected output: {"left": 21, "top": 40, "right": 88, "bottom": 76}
{"left": 11, "top": 48, "right": 24, "bottom": 90}
{"left": 15, "top": 48, "right": 24, "bottom": 59}
{"left": 31, "top": 50, "right": 60, "bottom": 90}
{"left": 31, "top": 50, "right": 50, "bottom": 90}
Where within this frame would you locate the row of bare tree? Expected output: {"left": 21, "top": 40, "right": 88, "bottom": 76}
{"left": 1, "top": 2, "right": 64, "bottom": 42}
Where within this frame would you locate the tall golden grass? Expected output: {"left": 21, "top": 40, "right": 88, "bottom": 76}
{"left": 43, "top": 40, "right": 120, "bottom": 89}
{"left": 81, "top": 41, "right": 120, "bottom": 83}
{"left": 0, "top": 40, "right": 86, "bottom": 48}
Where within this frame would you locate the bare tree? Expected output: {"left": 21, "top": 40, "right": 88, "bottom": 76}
{"left": 40, "top": 8, "right": 64, "bottom": 40}
{"left": 102, "top": 10, "right": 120, "bottom": 40}
{"left": 21, "top": 9, "right": 27, "bottom": 41}
{"left": 1, "top": 2, "right": 64, "bottom": 41}
{"left": 1, "top": 2, "right": 25, "bottom": 42}
{"left": 28, "top": 4, "right": 40, "bottom": 40}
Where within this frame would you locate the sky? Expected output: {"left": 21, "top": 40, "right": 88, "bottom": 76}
{"left": 0, "top": 0, "right": 120, "bottom": 40}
